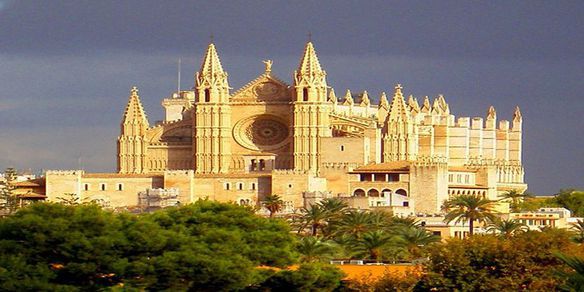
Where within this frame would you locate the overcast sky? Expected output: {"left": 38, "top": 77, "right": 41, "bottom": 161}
{"left": 0, "top": 0, "right": 582, "bottom": 194}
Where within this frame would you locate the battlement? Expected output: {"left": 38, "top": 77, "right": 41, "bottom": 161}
{"left": 46, "top": 170, "right": 84, "bottom": 176}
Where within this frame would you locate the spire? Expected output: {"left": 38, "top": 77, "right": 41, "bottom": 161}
{"left": 487, "top": 105, "right": 497, "bottom": 119}
{"left": 122, "top": 86, "right": 149, "bottom": 126}
{"left": 343, "top": 89, "right": 354, "bottom": 106}
{"left": 388, "top": 84, "right": 410, "bottom": 121}
{"left": 379, "top": 92, "right": 389, "bottom": 109}
{"left": 328, "top": 88, "right": 337, "bottom": 103}
{"left": 297, "top": 41, "right": 323, "bottom": 75}
{"left": 199, "top": 43, "right": 225, "bottom": 77}
{"left": 513, "top": 106, "right": 522, "bottom": 122}
{"left": 432, "top": 97, "right": 443, "bottom": 114}
{"left": 360, "top": 91, "right": 370, "bottom": 106}
{"left": 421, "top": 96, "right": 431, "bottom": 113}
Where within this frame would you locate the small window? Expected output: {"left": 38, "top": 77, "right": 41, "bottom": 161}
{"left": 448, "top": 174, "right": 453, "bottom": 182}
{"left": 225, "top": 183, "right": 231, "bottom": 190}
{"left": 117, "top": 183, "right": 123, "bottom": 191}
{"left": 238, "top": 183, "right": 243, "bottom": 190}
{"left": 288, "top": 184, "right": 292, "bottom": 188}
{"left": 100, "top": 184, "right": 106, "bottom": 191}
{"left": 340, "top": 145, "right": 345, "bottom": 151}
{"left": 303, "top": 88, "right": 308, "bottom": 101}
{"left": 465, "top": 175, "right": 470, "bottom": 184}
{"left": 204, "top": 88, "right": 210, "bottom": 102}
{"left": 403, "top": 201, "right": 409, "bottom": 207}
{"left": 84, "top": 184, "right": 89, "bottom": 191}
{"left": 432, "top": 231, "right": 441, "bottom": 236}
{"left": 251, "top": 183, "right": 256, "bottom": 190}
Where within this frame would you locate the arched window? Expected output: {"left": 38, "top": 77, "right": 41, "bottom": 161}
{"left": 395, "top": 189, "right": 407, "bottom": 197}
{"left": 381, "top": 189, "right": 391, "bottom": 198}
{"left": 204, "top": 89, "right": 210, "bottom": 102}
{"left": 303, "top": 88, "right": 309, "bottom": 101}
{"left": 367, "top": 189, "right": 380, "bottom": 197}
{"left": 353, "top": 189, "right": 366, "bottom": 197}
{"left": 100, "top": 183, "right": 106, "bottom": 191}
{"left": 340, "top": 145, "right": 345, "bottom": 151}
{"left": 259, "top": 159, "right": 266, "bottom": 171}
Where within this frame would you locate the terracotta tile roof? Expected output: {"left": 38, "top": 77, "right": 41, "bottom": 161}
{"left": 448, "top": 185, "right": 488, "bottom": 189}
{"left": 351, "top": 161, "right": 410, "bottom": 173}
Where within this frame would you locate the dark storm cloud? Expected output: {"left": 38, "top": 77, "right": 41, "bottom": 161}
{"left": 0, "top": 1, "right": 582, "bottom": 194}
{"left": 1, "top": 1, "right": 582, "bottom": 59}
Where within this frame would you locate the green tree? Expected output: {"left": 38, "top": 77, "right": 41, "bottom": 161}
{"left": 299, "top": 204, "right": 329, "bottom": 236}
{"left": 56, "top": 193, "right": 80, "bottom": 206}
{"left": 415, "top": 230, "right": 584, "bottom": 291}
{"left": 0, "top": 201, "right": 298, "bottom": 290}
{"left": 254, "top": 263, "right": 345, "bottom": 291}
{"left": 486, "top": 218, "right": 528, "bottom": 238}
{"left": 393, "top": 226, "right": 440, "bottom": 258}
{"left": 551, "top": 189, "right": 584, "bottom": 217}
{"left": 350, "top": 230, "right": 398, "bottom": 262}
{"left": 555, "top": 252, "right": 584, "bottom": 292}
{"left": 296, "top": 237, "right": 336, "bottom": 263}
{"left": 570, "top": 219, "right": 584, "bottom": 244}
{"left": 0, "top": 167, "right": 19, "bottom": 214}
{"left": 332, "top": 210, "right": 380, "bottom": 239}
{"left": 442, "top": 194, "right": 496, "bottom": 235}
{"left": 262, "top": 194, "right": 284, "bottom": 218}
{"left": 498, "top": 190, "right": 532, "bottom": 212}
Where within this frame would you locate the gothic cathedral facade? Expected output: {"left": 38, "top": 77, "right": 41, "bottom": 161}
{"left": 46, "top": 41, "right": 526, "bottom": 214}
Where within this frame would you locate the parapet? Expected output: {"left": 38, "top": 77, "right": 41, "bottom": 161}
{"left": 46, "top": 170, "right": 84, "bottom": 176}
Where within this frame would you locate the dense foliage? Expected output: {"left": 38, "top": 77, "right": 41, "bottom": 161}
{"left": 415, "top": 229, "right": 584, "bottom": 291}
{"left": 0, "top": 201, "right": 339, "bottom": 291}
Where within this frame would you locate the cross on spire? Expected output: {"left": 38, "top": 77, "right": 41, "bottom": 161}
{"left": 308, "top": 31, "right": 312, "bottom": 42}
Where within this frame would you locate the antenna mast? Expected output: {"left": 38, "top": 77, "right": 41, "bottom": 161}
{"left": 177, "top": 58, "right": 181, "bottom": 97}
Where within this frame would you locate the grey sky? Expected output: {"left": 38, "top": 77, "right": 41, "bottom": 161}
{"left": 0, "top": 0, "right": 582, "bottom": 194}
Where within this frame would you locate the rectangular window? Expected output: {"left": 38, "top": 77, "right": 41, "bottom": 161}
{"left": 465, "top": 175, "right": 470, "bottom": 184}
{"left": 225, "top": 183, "right": 230, "bottom": 190}
{"left": 448, "top": 174, "right": 453, "bottom": 182}
{"left": 238, "top": 183, "right": 243, "bottom": 190}
{"left": 100, "top": 184, "right": 106, "bottom": 191}
{"left": 117, "top": 183, "right": 123, "bottom": 191}
{"left": 84, "top": 184, "right": 89, "bottom": 191}
{"left": 251, "top": 183, "right": 256, "bottom": 190}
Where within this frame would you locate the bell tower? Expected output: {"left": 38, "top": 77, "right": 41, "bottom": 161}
{"left": 382, "top": 84, "right": 417, "bottom": 161}
{"left": 192, "top": 43, "right": 232, "bottom": 173}
{"left": 292, "top": 41, "right": 331, "bottom": 173}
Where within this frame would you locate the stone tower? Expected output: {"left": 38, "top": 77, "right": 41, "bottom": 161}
{"left": 292, "top": 41, "right": 331, "bottom": 174}
{"left": 382, "top": 84, "right": 417, "bottom": 161}
{"left": 193, "top": 43, "right": 232, "bottom": 173}
{"left": 118, "top": 86, "right": 149, "bottom": 173}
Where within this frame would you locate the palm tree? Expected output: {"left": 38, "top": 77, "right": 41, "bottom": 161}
{"left": 296, "top": 237, "right": 336, "bottom": 263}
{"left": 333, "top": 210, "right": 378, "bottom": 239}
{"left": 351, "top": 230, "right": 394, "bottom": 262}
{"left": 554, "top": 252, "right": 584, "bottom": 291}
{"left": 299, "top": 204, "right": 329, "bottom": 236}
{"left": 571, "top": 219, "right": 584, "bottom": 243}
{"left": 498, "top": 190, "right": 531, "bottom": 212}
{"left": 262, "top": 194, "right": 284, "bottom": 218}
{"left": 486, "top": 218, "right": 527, "bottom": 238}
{"left": 393, "top": 226, "right": 441, "bottom": 258}
{"left": 314, "top": 198, "right": 349, "bottom": 237}
{"left": 442, "top": 194, "right": 496, "bottom": 236}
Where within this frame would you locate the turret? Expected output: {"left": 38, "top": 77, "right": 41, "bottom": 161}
{"left": 343, "top": 89, "right": 354, "bottom": 106}
{"left": 512, "top": 106, "right": 522, "bottom": 131}
{"left": 192, "top": 43, "right": 232, "bottom": 173}
{"left": 294, "top": 41, "right": 327, "bottom": 102}
{"left": 377, "top": 92, "right": 389, "bottom": 124}
{"left": 486, "top": 105, "right": 497, "bottom": 129}
{"left": 118, "top": 86, "right": 149, "bottom": 173}
{"left": 292, "top": 41, "right": 331, "bottom": 173}
{"left": 195, "top": 43, "right": 230, "bottom": 103}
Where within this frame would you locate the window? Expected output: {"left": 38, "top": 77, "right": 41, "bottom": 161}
{"left": 457, "top": 174, "right": 462, "bottom": 183}
{"left": 204, "top": 89, "right": 210, "bottom": 102}
{"left": 340, "top": 145, "right": 345, "bottom": 151}
{"left": 403, "top": 201, "right": 409, "bottom": 207}
{"left": 100, "top": 183, "right": 106, "bottom": 191}
{"left": 84, "top": 184, "right": 89, "bottom": 191}
{"left": 465, "top": 175, "right": 470, "bottom": 184}
{"left": 303, "top": 88, "right": 308, "bottom": 101}
{"left": 238, "top": 183, "right": 243, "bottom": 190}
{"left": 432, "top": 231, "right": 441, "bottom": 236}
{"left": 225, "top": 183, "right": 231, "bottom": 190}
{"left": 448, "top": 174, "right": 453, "bottom": 182}
{"left": 288, "top": 184, "right": 292, "bottom": 188}
{"left": 117, "top": 183, "right": 123, "bottom": 191}
{"left": 251, "top": 183, "right": 256, "bottom": 190}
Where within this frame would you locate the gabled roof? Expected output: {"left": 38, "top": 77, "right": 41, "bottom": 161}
{"left": 230, "top": 73, "right": 291, "bottom": 102}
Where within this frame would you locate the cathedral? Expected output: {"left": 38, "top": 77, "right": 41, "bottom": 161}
{"left": 45, "top": 41, "right": 527, "bottom": 214}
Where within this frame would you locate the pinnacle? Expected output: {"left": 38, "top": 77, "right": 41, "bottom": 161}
{"left": 343, "top": 89, "right": 354, "bottom": 105}
{"left": 379, "top": 92, "right": 389, "bottom": 109}
{"left": 487, "top": 105, "right": 497, "bottom": 119}
{"left": 360, "top": 91, "right": 370, "bottom": 106}
{"left": 298, "top": 41, "right": 323, "bottom": 75}
{"left": 388, "top": 84, "right": 410, "bottom": 120}
{"left": 200, "top": 43, "right": 225, "bottom": 76}
{"left": 122, "top": 86, "right": 149, "bottom": 126}
{"left": 513, "top": 106, "right": 522, "bottom": 122}
{"left": 328, "top": 88, "right": 337, "bottom": 103}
